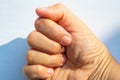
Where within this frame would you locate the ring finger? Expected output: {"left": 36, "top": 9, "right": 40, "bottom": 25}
{"left": 27, "top": 49, "right": 66, "bottom": 67}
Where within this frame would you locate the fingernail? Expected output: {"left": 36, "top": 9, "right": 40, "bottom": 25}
{"left": 47, "top": 68, "right": 54, "bottom": 75}
{"left": 61, "top": 36, "right": 71, "bottom": 46}
{"left": 61, "top": 47, "right": 65, "bottom": 53}
{"left": 62, "top": 54, "right": 66, "bottom": 64}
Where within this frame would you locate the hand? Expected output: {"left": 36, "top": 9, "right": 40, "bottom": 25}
{"left": 23, "top": 3, "right": 119, "bottom": 80}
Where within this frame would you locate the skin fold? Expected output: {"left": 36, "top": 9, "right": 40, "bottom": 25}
{"left": 23, "top": 3, "right": 120, "bottom": 80}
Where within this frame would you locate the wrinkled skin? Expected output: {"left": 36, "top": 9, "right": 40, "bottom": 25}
{"left": 23, "top": 3, "right": 117, "bottom": 80}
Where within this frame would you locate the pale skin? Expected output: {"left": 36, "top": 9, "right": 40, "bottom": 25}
{"left": 23, "top": 3, "right": 120, "bottom": 80}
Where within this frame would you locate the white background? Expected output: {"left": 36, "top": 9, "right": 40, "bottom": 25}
{"left": 0, "top": 0, "right": 120, "bottom": 80}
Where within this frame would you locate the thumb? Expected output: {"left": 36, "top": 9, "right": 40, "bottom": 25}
{"left": 36, "top": 3, "right": 90, "bottom": 32}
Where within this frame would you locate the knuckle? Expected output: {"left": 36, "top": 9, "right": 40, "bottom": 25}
{"left": 35, "top": 18, "right": 50, "bottom": 30}
{"left": 23, "top": 66, "right": 27, "bottom": 73}
{"left": 34, "top": 18, "right": 39, "bottom": 29}
{"left": 27, "top": 31, "right": 36, "bottom": 46}
{"left": 35, "top": 18, "right": 43, "bottom": 29}
{"left": 23, "top": 66, "right": 31, "bottom": 77}
{"left": 27, "top": 50, "right": 34, "bottom": 63}
{"left": 23, "top": 66, "right": 37, "bottom": 79}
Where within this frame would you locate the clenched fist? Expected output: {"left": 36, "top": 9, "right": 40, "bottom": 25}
{"left": 23, "top": 3, "right": 120, "bottom": 80}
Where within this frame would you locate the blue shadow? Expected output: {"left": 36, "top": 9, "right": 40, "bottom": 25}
{"left": 104, "top": 29, "right": 120, "bottom": 63}
{"left": 0, "top": 38, "right": 29, "bottom": 80}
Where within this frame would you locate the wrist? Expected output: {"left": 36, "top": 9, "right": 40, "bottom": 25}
{"left": 89, "top": 47, "right": 114, "bottom": 80}
{"left": 108, "top": 58, "right": 120, "bottom": 80}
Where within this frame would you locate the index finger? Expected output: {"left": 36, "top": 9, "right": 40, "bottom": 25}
{"left": 35, "top": 18, "right": 72, "bottom": 46}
